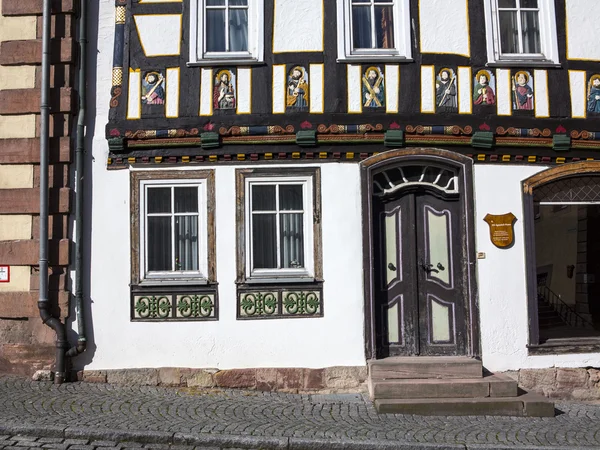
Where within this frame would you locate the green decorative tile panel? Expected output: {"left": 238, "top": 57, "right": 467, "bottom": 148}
{"left": 131, "top": 287, "right": 218, "bottom": 321}
{"left": 176, "top": 294, "right": 216, "bottom": 319}
{"left": 239, "top": 292, "right": 280, "bottom": 317}
{"left": 134, "top": 295, "right": 172, "bottom": 319}
{"left": 282, "top": 291, "right": 321, "bottom": 315}
{"left": 237, "top": 284, "right": 323, "bottom": 319}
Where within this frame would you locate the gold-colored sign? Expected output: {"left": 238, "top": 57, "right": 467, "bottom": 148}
{"left": 483, "top": 213, "right": 517, "bottom": 248}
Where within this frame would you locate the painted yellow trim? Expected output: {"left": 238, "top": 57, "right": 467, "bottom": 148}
{"left": 497, "top": 69, "right": 512, "bottom": 117}
{"left": 272, "top": 64, "right": 286, "bottom": 114}
{"left": 347, "top": 64, "right": 362, "bottom": 114}
{"left": 534, "top": 70, "right": 550, "bottom": 119}
{"left": 127, "top": 68, "right": 141, "bottom": 120}
{"left": 420, "top": 65, "right": 435, "bottom": 114}
{"left": 458, "top": 66, "right": 472, "bottom": 115}
{"left": 236, "top": 67, "right": 252, "bottom": 115}
{"left": 385, "top": 65, "right": 399, "bottom": 114}
{"left": 417, "top": 0, "right": 471, "bottom": 58}
{"left": 133, "top": 14, "right": 183, "bottom": 58}
{"left": 165, "top": 67, "right": 180, "bottom": 119}
{"left": 272, "top": 0, "right": 325, "bottom": 54}
{"left": 309, "top": 63, "right": 325, "bottom": 114}
{"left": 569, "top": 70, "right": 587, "bottom": 119}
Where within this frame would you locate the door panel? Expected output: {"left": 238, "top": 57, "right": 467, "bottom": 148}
{"left": 375, "top": 195, "right": 418, "bottom": 356}
{"left": 375, "top": 191, "right": 467, "bottom": 357}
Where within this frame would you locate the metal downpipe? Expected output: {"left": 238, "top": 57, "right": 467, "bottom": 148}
{"left": 66, "top": 0, "right": 88, "bottom": 359}
{"left": 38, "top": 0, "right": 68, "bottom": 384}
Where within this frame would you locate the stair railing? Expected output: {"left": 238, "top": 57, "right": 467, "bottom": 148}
{"left": 537, "top": 285, "right": 594, "bottom": 329}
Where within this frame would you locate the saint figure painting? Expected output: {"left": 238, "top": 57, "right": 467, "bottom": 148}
{"left": 141, "top": 71, "right": 165, "bottom": 105}
{"left": 214, "top": 69, "right": 236, "bottom": 110}
{"left": 512, "top": 71, "right": 534, "bottom": 111}
{"left": 286, "top": 66, "right": 309, "bottom": 111}
{"left": 473, "top": 70, "right": 496, "bottom": 106}
{"left": 362, "top": 66, "right": 385, "bottom": 108}
{"left": 588, "top": 74, "right": 600, "bottom": 115}
{"left": 436, "top": 68, "right": 457, "bottom": 113}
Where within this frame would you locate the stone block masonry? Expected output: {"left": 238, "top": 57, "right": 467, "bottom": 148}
{"left": 0, "top": 0, "right": 75, "bottom": 376}
{"left": 80, "top": 366, "right": 369, "bottom": 394}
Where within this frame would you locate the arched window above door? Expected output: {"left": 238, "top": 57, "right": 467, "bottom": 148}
{"left": 372, "top": 164, "right": 459, "bottom": 197}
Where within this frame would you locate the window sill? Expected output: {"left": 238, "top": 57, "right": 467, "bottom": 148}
{"left": 486, "top": 60, "right": 562, "bottom": 68}
{"left": 336, "top": 56, "right": 414, "bottom": 64}
{"left": 138, "top": 279, "right": 209, "bottom": 287}
{"left": 187, "top": 59, "right": 265, "bottom": 67}
{"left": 527, "top": 337, "right": 600, "bottom": 355}
{"left": 243, "top": 277, "right": 317, "bottom": 285}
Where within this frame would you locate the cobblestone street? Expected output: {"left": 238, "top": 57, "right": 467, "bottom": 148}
{"left": 1, "top": 376, "right": 600, "bottom": 449}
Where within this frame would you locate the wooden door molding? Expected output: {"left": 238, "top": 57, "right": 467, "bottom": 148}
{"left": 361, "top": 148, "right": 480, "bottom": 360}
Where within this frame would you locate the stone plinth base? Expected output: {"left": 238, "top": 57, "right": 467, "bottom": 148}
{"left": 77, "top": 366, "right": 368, "bottom": 394}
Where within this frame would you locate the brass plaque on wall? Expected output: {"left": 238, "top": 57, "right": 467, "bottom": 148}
{"left": 483, "top": 213, "right": 517, "bottom": 248}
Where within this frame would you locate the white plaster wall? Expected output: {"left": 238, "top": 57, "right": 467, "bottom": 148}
{"left": 474, "top": 165, "right": 600, "bottom": 372}
{"left": 566, "top": 0, "right": 600, "bottom": 61}
{"left": 87, "top": 163, "right": 366, "bottom": 370}
{"left": 419, "top": 0, "right": 470, "bottom": 57}
{"left": 272, "top": 0, "right": 323, "bottom": 53}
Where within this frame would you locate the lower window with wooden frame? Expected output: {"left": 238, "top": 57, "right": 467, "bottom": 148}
{"left": 235, "top": 168, "right": 324, "bottom": 319}
{"left": 130, "top": 170, "right": 218, "bottom": 321}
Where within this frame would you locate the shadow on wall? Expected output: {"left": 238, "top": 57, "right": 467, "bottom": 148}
{"left": 67, "top": 0, "right": 100, "bottom": 374}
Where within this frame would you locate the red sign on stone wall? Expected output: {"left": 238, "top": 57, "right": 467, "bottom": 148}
{"left": 0, "top": 265, "right": 10, "bottom": 283}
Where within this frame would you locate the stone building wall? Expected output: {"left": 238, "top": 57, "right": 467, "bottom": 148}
{"left": 0, "top": 0, "right": 73, "bottom": 375}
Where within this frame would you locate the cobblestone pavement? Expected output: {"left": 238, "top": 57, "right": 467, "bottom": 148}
{"left": 1, "top": 376, "right": 600, "bottom": 449}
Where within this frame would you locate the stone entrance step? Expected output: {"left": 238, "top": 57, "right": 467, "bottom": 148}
{"left": 369, "top": 356, "right": 482, "bottom": 380}
{"left": 374, "top": 392, "right": 555, "bottom": 417}
{"left": 369, "top": 373, "right": 517, "bottom": 399}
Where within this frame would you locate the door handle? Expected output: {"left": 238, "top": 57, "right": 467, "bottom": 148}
{"left": 421, "top": 262, "right": 434, "bottom": 272}
{"left": 388, "top": 262, "right": 397, "bottom": 271}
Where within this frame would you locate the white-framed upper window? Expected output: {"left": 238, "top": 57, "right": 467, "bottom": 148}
{"left": 139, "top": 179, "right": 208, "bottom": 282}
{"left": 189, "top": 0, "right": 264, "bottom": 65}
{"left": 336, "top": 0, "right": 412, "bottom": 61}
{"left": 484, "top": 0, "right": 559, "bottom": 65}
{"left": 245, "top": 176, "right": 314, "bottom": 280}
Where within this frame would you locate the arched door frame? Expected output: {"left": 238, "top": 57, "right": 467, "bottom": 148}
{"left": 522, "top": 161, "right": 600, "bottom": 349}
{"left": 360, "top": 148, "right": 480, "bottom": 360}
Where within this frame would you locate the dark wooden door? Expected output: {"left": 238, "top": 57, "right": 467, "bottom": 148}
{"left": 374, "top": 190, "right": 468, "bottom": 357}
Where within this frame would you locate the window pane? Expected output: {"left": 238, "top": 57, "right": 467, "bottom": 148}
{"left": 206, "top": 9, "right": 226, "bottom": 52}
{"left": 174, "top": 187, "right": 198, "bottom": 213}
{"left": 206, "top": 0, "right": 225, "bottom": 5}
{"left": 229, "top": 9, "right": 248, "bottom": 52}
{"left": 252, "top": 214, "right": 277, "bottom": 269}
{"left": 175, "top": 216, "right": 199, "bottom": 271}
{"left": 375, "top": 6, "right": 394, "bottom": 49}
{"left": 520, "top": 0, "right": 538, "bottom": 8}
{"left": 252, "top": 185, "right": 276, "bottom": 211}
{"left": 147, "top": 216, "right": 171, "bottom": 271}
{"left": 280, "top": 213, "right": 304, "bottom": 269}
{"left": 521, "top": 10, "right": 541, "bottom": 53}
{"left": 279, "top": 185, "right": 303, "bottom": 211}
{"left": 147, "top": 187, "right": 171, "bottom": 214}
{"left": 498, "top": 10, "right": 519, "bottom": 53}
{"left": 352, "top": 6, "right": 372, "bottom": 49}
{"left": 498, "top": 0, "right": 516, "bottom": 7}
{"left": 229, "top": 0, "right": 248, "bottom": 5}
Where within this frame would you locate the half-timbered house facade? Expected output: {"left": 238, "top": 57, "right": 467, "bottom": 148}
{"left": 86, "top": 0, "right": 600, "bottom": 401}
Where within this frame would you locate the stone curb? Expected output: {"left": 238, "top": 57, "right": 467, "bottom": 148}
{"left": 0, "top": 423, "right": 599, "bottom": 450}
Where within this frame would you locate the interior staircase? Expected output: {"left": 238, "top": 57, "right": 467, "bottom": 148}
{"left": 538, "top": 295, "right": 567, "bottom": 329}
{"left": 368, "top": 356, "right": 555, "bottom": 416}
